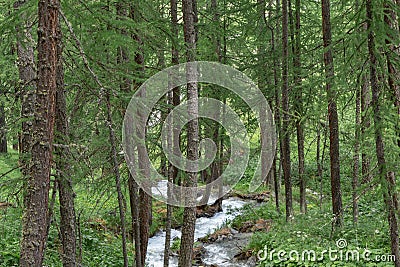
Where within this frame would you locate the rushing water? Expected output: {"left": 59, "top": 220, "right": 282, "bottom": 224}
{"left": 146, "top": 183, "right": 250, "bottom": 267}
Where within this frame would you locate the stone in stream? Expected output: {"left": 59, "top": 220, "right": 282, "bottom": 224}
{"left": 198, "top": 227, "right": 233, "bottom": 243}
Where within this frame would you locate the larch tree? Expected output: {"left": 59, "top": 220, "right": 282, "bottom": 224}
{"left": 0, "top": 103, "right": 6, "bottom": 153}
{"left": 19, "top": 0, "right": 60, "bottom": 266}
{"left": 321, "top": 0, "right": 343, "bottom": 227}
{"left": 281, "top": 0, "right": 293, "bottom": 222}
{"left": 131, "top": 1, "right": 153, "bottom": 264}
{"left": 15, "top": 0, "right": 36, "bottom": 184}
{"left": 178, "top": 0, "right": 199, "bottom": 266}
{"left": 367, "top": 0, "right": 400, "bottom": 265}
{"left": 54, "top": 7, "right": 77, "bottom": 266}
{"left": 163, "top": 0, "right": 180, "bottom": 265}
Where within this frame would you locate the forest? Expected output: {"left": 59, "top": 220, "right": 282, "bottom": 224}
{"left": 0, "top": 0, "right": 399, "bottom": 266}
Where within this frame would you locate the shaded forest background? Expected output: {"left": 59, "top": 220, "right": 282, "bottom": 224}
{"left": 0, "top": 0, "right": 399, "bottom": 266}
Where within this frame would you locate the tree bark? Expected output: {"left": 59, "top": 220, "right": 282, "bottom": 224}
{"left": 164, "top": 0, "right": 180, "bottom": 265}
{"left": 106, "top": 91, "right": 129, "bottom": 267}
{"left": 0, "top": 103, "right": 7, "bottom": 153}
{"left": 361, "top": 74, "right": 372, "bottom": 184}
{"left": 273, "top": 0, "right": 281, "bottom": 213}
{"left": 352, "top": 84, "right": 360, "bottom": 224}
{"left": 293, "top": 0, "right": 306, "bottom": 214}
{"left": 384, "top": 2, "right": 400, "bottom": 149}
{"left": 281, "top": 0, "right": 293, "bottom": 222}
{"left": 321, "top": 0, "right": 343, "bottom": 227}
{"left": 15, "top": 0, "right": 36, "bottom": 182}
{"left": 19, "top": 0, "right": 59, "bottom": 265}
{"left": 179, "top": 0, "right": 198, "bottom": 266}
{"left": 54, "top": 9, "right": 77, "bottom": 266}
{"left": 130, "top": 3, "right": 152, "bottom": 265}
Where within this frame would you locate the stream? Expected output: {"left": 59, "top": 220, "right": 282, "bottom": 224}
{"left": 147, "top": 181, "right": 255, "bottom": 267}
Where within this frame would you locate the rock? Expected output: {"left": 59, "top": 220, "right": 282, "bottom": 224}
{"left": 238, "top": 219, "right": 272, "bottom": 233}
{"left": 196, "top": 200, "right": 223, "bottom": 218}
{"left": 193, "top": 244, "right": 206, "bottom": 265}
{"left": 199, "top": 227, "right": 233, "bottom": 243}
{"left": 238, "top": 221, "right": 254, "bottom": 233}
{"left": 230, "top": 191, "right": 271, "bottom": 203}
{"left": 252, "top": 218, "right": 272, "bottom": 232}
{"left": 233, "top": 249, "right": 253, "bottom": 261}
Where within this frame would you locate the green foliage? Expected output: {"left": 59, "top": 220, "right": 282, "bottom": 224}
{"left": 236, "top": 194, "right": 393, "bottom": 267}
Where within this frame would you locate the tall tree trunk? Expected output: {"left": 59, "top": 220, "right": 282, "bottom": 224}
{"left": 19, "top": 0, "right": 59, "bottom": 265}
{"left": 367, "top": 1, "right": 400, "bottom": 265}
{"left": 15, "top": 0, "right": 36, "bottom": 185}
{"left": 292, "top": 0, "right": 306, "bottom": 214}
{"left": 321, "top": 0, "right": 343, "bottom": 227}
{"left": 352, "top": 84, "right": 360, "bottom": 224}
{"left": 128, "top": 173, "right": 142, "bottom": 267}
{"left": 136, "top": 44, "right": 151, "bottom": 267}
{"left": 164, "top": 0, "right": 180, "bottom": 265}
{"left": 106, "top": 92, "right": 129, "bottom": 267}
{"left": 114, "top": 3, "right": 131, "bottom": 266}
{"left": 384, "top": 2, "right": 400, "bottom": 149}
{"left": 0, "top": 103, "right": 6, "bottom": 153}
{"left": 130, "top": 3, "right": 152, "bottom": 265}
{"left": 179, "top": 0, "right": 198, "bottom": 266}
{"left": 273, "top": 0, "right": 281, "bottom": 213}
{"left": 54, "top": 10, "right": 77, "bottom": 266}
{"left": 361, "top": 74, "right": 372, "bottom": 184}
{"left": 281, "top": 0, "right": 293, "bottom": 222}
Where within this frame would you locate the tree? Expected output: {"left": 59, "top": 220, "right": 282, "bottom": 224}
{"left": 164, "top": 0, "right": 180, "bottom": 266}
{"left": 352, "top": 83, "right": 360, "bottom": 224}
{"left": 281, "top": 0, "right": 293, "bottom": 222}
{"left": 130, "top": 2, "right": 152, "bottom": 265}
{"left": 384, "top": 1, "right": 400, "bottom": 150}
{"left": 178, "top": 0, "right": 198, "bottom": 266}
{"left": 15, "top": 0, "right": 36, "bottom": 181}
{"left": 321, "top": 0, "right": 343, "bottom": 227}
{"left": 367, "top": 0, "right": 400, "bottom": 264}
{"left": 0, "top": 102, "right": 6, "bottom": 153}
{"left": 54, "top": 8, "right": 77, "bottom": 266}
{"left": 19, "top": 0, "right": 59, "bottom": 265}
{"left": 290, "top": 0, "right": 306, "bottom": 214}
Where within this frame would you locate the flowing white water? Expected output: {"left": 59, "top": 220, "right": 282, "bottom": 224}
{"left": 145, "top": 193, "right": 248, "bottom": 267}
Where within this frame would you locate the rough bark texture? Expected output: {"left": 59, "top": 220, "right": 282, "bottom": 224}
{"left": 367, "top": 1, "right": 400, "bottom": 265}
{"left": 15, "top": 0, "right": 36, "bottom": 179}
{"left": 19, "top": 0, "right": 59, "bottom": 266}
{"left": 321, "top": 0, "right": 343, "bottom": 227}
{"left": 178, "top": 0, "right": 198, "bottom": 266}
{"left": 54, "top": 12, "right": 77, "bottom": 266}
{"left": 281, "top": 0, "right": 293, "bottom": 222}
